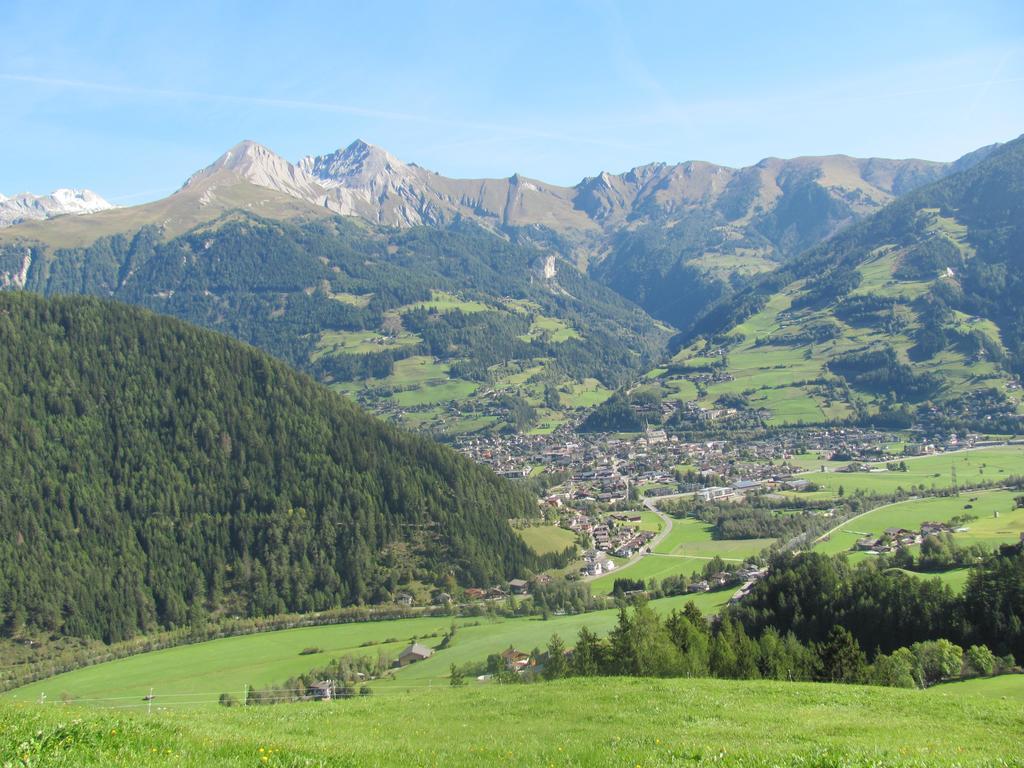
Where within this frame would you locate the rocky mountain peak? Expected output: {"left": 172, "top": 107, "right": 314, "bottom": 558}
{"left": 182, "top": 140, "right": 324, "bottom": 201}
{"left": 299, "top": 139, "right": 408, "bottom": 188}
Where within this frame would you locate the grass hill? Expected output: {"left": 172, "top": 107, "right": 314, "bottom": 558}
{"left": 1, "top": 592, "right": 729, "bottom": 700}
{"left": 0, "top": 292, "right": 563, "bottom": 645}
{"left": 0, "top": 211, "right": 668, "bottom": 435}
{"left": 0, "top": 171, "right": 331, "bottom": 251}
{"left": 3, "top": 677, "right": 1022, "bottom": 766}
{"left": 655, "top": 133, "right": 1024, "bottom": 430}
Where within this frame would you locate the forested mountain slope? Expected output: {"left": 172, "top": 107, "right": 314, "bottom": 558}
{"left": 2, "top": 139, "right": 990, "bottom": 335}
{"left": 0, "top": 214, "right": 668, "bottom": 435}
{"left": 658, "top": 133, "right": 1024, "bottom": 430}
{"left": 0, "top": 293, "right": 560, "bottom": 643}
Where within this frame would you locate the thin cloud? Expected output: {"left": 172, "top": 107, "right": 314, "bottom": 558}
{"left": 0, "top": 73, "right": 633, "bottom": 151}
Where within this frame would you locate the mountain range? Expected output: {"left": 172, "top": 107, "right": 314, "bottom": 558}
{"left": 0, "top": 188, "right": 112, "bottom": 228}
{"left": 0, "top": 134, "right": 1019, "bottom": 434}
{"left": 176, "top": 139, "right": 998, "bottom": 327}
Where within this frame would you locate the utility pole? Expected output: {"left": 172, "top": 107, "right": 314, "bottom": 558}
{"left": 147, "top": 687, "right": 153, "bottom": 716}
{"left": 952, "top": 463, "right": 959, "bottom": 497}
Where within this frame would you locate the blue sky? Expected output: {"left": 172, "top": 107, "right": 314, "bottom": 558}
{"left": 2, "top": 0, "right": 1023, "bottom": 202}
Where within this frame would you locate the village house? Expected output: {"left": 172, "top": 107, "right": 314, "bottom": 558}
{"left": 308, "top": 680, "right": 335, "bottom": 701}
{"left": 500, "top": 648, "right": 532, "bottom": 671}
{"left": 397, "top": 642, "right": 434, "bottom": 667}
{"left": 508, "top": 578, "right": 529, "bottom": 595}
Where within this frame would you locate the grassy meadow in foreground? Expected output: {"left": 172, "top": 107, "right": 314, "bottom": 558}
{"left": 3, "top": 677, "right": 1023, "bottom": 767}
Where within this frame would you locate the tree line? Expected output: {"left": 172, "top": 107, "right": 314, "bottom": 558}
{"left": 530, "top": 600, "right": 1012, "bottom": 689}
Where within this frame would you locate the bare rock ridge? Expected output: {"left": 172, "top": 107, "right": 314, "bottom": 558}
{"left": 179, "top": 139, "right": 977, "bottom": 245}
{"left": 165, "top": 138, "right": 996, "bottom": 329}
{"left": 0, "top": 188, "right": 113, "bottom": 228}
{"left": 183, "top": 140, "right": 325, "bottom": 202}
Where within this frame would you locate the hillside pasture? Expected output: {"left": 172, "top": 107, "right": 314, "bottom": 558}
{"left": 3, "top": 594, "right": 728, "bottom": 708}
{"left": 311, "top": 329, "right": 420, "bottom": 360}
{"left": 400, "top": 290, "right": 489, "bottom": 314}
{"left": 798, "top": 445, "right": 1024, "bottom": 496}
{"left": 812, "top": 490, "right": 1024, "bottom": 557}
{"left": 558, "top": 378, "right": 613, "bottom": 409}
{"left": 929, "top": 673, "right": 1024, "bottom": 701}
{"left": 516, "top": 525, "right": 577, "bottom": 555}
{"left": 518, "top": 314, "right": 580, "bottom": 343}
{"left": 892, "top": 567, "right": 972, "bottom": 593}
{"left": 665, "top": 234, "right": 1020, "bottom": 426}
{"left": 653, "top": 517, "right": 775, "bottom": 560}
{"left": 4, "top": 676, "right": 1023, "bottom": 766}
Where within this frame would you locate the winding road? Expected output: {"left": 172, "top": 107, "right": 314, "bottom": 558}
{"left": 581, "top": 495, "right": 679, "bottom": 583}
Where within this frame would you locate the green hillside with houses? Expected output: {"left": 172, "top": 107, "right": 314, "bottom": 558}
{"left": 646, "top": 134, "right": 1024, "bottom": 433}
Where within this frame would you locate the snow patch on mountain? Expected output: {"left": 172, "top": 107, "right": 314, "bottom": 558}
{"left": 0, "top": 188, "right": 113, "bottom": 228}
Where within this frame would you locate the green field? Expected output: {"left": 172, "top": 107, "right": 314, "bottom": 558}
{"left": 3, "top": 594, "right": 727, "bottom": 708}
{"left": 653, "top": 517, "right": 774, "bottom": 560}
{"left": 558, "top": 378, "right": 613, "bottom": 409}
{"left": 401, "top": 290, "right": 489, "bottom": 314}
{"left": 326, "top": 290, "right": 372, "bottom": 307}
{"left": 391, "top": 379, "right": 478, "bottom": 407}
{"left": 516, "top": 525, "right": 577, "bottom": 555}
{"left": 518, "top": 314, "right": 581, "bottom": 343}
{"left": 311, "top": 329, "right": 420, "bottom": 359}
{"left": 638, "top": 511, "right": 662, "bottom": 532}
{"left": 799, "top": 446, "right": 1024, "bottom": 496}
{"left": 5, "top": 676, "right": 1023, "bottom": 766}
{"left": 814, "top": 490, "right": 1024, "bottom": 557}
{"left": 590, "top": 556, "right": 734, "bottom": 596}
{"left": 929, "top": 673, "right": 1024, "bottom": 701}
{"left": 892, "top": 567, "right": 972, "bottom": 592}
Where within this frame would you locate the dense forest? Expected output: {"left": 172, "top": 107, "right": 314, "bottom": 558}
{"left": 0, "top": 293, "right": 564, "bottom": 644}
{"left": 730, "top": 545, "right": 1024, "bottom": 662}
{"left": 0, "top": 216, "right": 668, "bottom": 430}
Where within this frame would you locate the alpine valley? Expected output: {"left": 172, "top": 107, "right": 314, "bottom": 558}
{"left": 0, "top": 135, "right": 1014, "bottom": 437}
